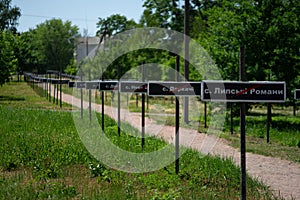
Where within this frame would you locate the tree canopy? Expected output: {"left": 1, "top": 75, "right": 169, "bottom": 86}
{"left": 0, "top": 0, "right": 20, "bottom": 32}
{"left": 0, "top": 0, "right": 20, "bottom": 85}
{"left": 96, "top": 14, "right": 137, "bottom": 37}
{"left": 27, "top": 19, "right": 79, "bottom": 73}
{"left": 199, "top": 0, "right": 300, "bottom": 100}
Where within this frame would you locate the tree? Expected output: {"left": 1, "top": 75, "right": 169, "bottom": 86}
{"left": 30, "top": 19, "right": 79, "bottom": 73}
{"left": 200, "top": 0, "right": 300, "bottom": 101}
{"left": 96, "top": 14, "right": 137, "bottom": 37}
{"left": 140, "top": 0, "right": 217, "bottom": 37}
{"left": 140, "top": 0, "right": 182, "bottom": 30}
{"left": 0, "top": 0, "right": 20, "bottom": 85}
{"left": 0, "top": 0, "right": 21, "bottom": 33}
{"left": 14, "top": 31, "right": 39, "bottom": 74}
{"left": 0, "top": 30, "right": 17, "bottom": 85}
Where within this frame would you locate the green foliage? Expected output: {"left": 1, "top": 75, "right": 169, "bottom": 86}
{"left": 140, "top": 0, "right": 213, "bottom": 35}
{"left": 96, "top": 14, "right": 137, "bottom": 36}
{"left": 224, "top": 111, "right": 300, "bottom": 148}
{"left": 27, "top": 19, "right": 79, "bottom": 73}
{"left": 64, "top": 59, "right": 77, "bottom": 75}
{"left": 141, "top": 0, "right": 183, "bottom": 31}
{"left": 15, "top": 31, "right": 39, "bottom": 73}
{"left": 0, "top": 0, "right": 21, "bottom": 32}
{"left": 199, "top": 0, "right": 300, "bottom": 100}
{"left": 0, "top": 30, "right": 18, "bottom": 86}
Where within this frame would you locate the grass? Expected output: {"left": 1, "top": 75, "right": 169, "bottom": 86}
{"left": 219, "top": 104, "right": 300, "bottom": 163}
{"left": 0, "top": 80, "right": 283, "bottom": 199}
{"left": 0, "top": 81, "right": 72, "bottom": 110}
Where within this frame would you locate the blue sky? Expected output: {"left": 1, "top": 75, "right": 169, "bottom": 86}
{"left": 11, "top": 0, "right": 145, "bottom": 36}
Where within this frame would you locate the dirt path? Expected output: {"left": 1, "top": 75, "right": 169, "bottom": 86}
{"left": 49, "top": 87, "right": 300, "bottom": 199}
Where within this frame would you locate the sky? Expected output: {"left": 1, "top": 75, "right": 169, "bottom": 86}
{"left": 11, "top": 0, "right": 145, "bottom": 36}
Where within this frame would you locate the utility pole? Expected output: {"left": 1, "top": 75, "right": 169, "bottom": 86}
{"left": 184, "top": 0, "right": 190, "bottom": 123}
{"left": 239, "top": 46, "right": 246, "bottom": 200}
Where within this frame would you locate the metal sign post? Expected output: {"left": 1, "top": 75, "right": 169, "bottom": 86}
{"left": 88, "top": 70, "right": 92, "bottom": 123}
{"left": 48, "top": 74, "right": 51, "bottom": 102}
{"left": 99, "top": 81, "right": 119, "bottom": 133}
{"left": 120, "top": 80, "right": 148, "bottom": 150}
{"left": 101, "top": 72, "right": 105, "bottom": 132}
{"left": 239, "top": 46, "right": 246, "bottom": 200}
{"left": 118, "top": 65, "right": 121, "bottom": 137}
{"left": 141, "top": 64, "right": 147, "bottom": 151}
{"left": 148, "top": 80, "right": 201, "bottom": 174}
{"left": 294, "top": 89, "right": 300, "bottom": 116}
{"left": 59, "top": 70, "right": 62, "bottom": 108}
{"left": 184, "top": 0, "right": 190, "bottom": 124}
{"left": 80, "top": 71, "right": 83, "bottom": 119}
{"left": 175, "top": 55, "right": 180, "bottom": 174}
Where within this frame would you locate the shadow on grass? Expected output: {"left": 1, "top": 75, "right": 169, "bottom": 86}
{"left": 0, "top": 95, "right": 25, "bottom": 101}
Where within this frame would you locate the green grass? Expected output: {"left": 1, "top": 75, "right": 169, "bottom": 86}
{"left": 0, "top": 81, "right": 72, "bottom": 110}
{"left": 220, "top": 106, "right": 300, "bottom": 163}
{"left": 0, "top": 81, "right": 283, "bottom": 199}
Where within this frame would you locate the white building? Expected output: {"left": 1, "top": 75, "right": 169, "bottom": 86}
{"left": 74, "top": 37, "right": 104, "bottom": 63}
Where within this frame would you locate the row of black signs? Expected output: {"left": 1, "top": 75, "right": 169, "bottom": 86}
{"left": 28, "top": 75, "right": 296, "bottom": 102}
{"left": 25, "top": 75, "right": 70, "bottom": 85}
{"left": 68, "top": 80, "right": 291, "bottom": 103}
{"left": 46, "top": 70, "right": 79, "bottom": 80}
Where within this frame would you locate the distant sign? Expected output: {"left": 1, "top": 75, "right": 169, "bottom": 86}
{"left": 50, "top": 79, "right": 69, "bottom": 84}
{"left": 50, "top": 79, "right": 59, "bottom": 84}
{"left": 295, "top": 89, "right": 300, "bottom": 100}
{"left": 148, "top": 82, "right": 201, "bottom": 96}
{"left": 119, "top": 81, "right": 147, "bottom": 93}
{"left": 99, "top": 81, "right": 118, "bottom": 91}
{"left": 86, "top": 81, "right": 100, "bottom": 90}
{"left": 74, "top": 81, "right": 86, "bottom": 89}
{"left": 43, "top": 78, "right": 49, "bottom": 83}
{"left": 68, "top": 81, "right": 75, "bottom": 88}
{"left": 33, "top": 76, "right": 49, "bottom": 83}
{"left": 38, "top": 78, "right": 48, "bottom": 83}
{"left": 46, "top": 70, "right": 59, "bottom": 74}
{"left": 59, "top": 80, "right": 69, "bottom": 84}
{"left": 201, "top": 81, "right": 286, "bottom": 102}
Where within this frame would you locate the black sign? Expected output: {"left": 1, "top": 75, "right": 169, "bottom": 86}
{"left": 119, "top": 81, "right": 147, "bottom": 93}
{"left": 46, "top": 70, "right": 59, "bottom": 74}
{"left": 50, "top": 79, "right": 69, "bottom": 84}
{"left": 86, "top": 81, "right": 100, "bottom": 90}
{"left": 99, "top": 81, "right": 118, "bottom": 91}
{"left": 74, "top": 81, "right": 86, "bottom": 88}
{"left": 35, "top": 77, "right": 47, "bottom": 83}
{"left": 295, "top": 89, "right": 300, "bottom": 100}
{"left": 201, "top": 81, "right": 286, "bottom": 102}
{"left": 68, "top": 81, "right": 75, "bottom": 88}
{"left": 41, "top": 78, "right": 48, "bottom": 83}
{"left": 50, "top": 79, "right": 59, "bottom": 84}
{"left": 59, "top": 79, "right": 69, "bottom": 84}
{"left": 148, "top": 82, "right": 201, "bottom": 96}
